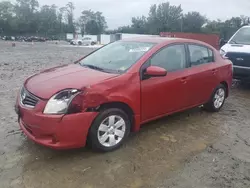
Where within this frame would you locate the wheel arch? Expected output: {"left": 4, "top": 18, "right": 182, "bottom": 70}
{"left": 86, "top": 101, "right": 137, "bottom": 148}
{"left": 96, "top": 102, "right": 135, "bottom": 131}
{"left": 220, "top": 81, "right": 229, "bottom": 98}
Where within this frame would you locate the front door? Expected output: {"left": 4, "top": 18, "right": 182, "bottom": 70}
{"left": 141, "top": 44, "right": 190, "bottom": 122}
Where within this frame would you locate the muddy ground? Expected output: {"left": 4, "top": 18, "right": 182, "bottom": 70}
{"left": 0, "top": 41, "right": 250, "bottom": 188}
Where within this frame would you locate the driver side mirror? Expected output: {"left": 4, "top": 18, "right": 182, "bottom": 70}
{"left": 144, "top": 66, "right": 167, "bottom": 77}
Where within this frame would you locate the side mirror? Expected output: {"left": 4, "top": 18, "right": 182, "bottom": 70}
{"left": 219, "top": 39, "right": 228, "bottom": 48}
{"left": 144, "top": 66, "right": 167, "bottom": 77}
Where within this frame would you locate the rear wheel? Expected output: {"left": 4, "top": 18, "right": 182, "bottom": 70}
{"left": 88, "top": 108, "right": 130, "bottom": 152}
{"left": 203, "top": 84, "right": 226, "bottom": 112}
{"left": 78, "top": 41, "right": 82, "bottom": 45}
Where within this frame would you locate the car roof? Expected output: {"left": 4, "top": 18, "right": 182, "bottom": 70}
{"left": 121, "top": 36, "right": 212, "bottom": 47}
{"left": 242, "top": 25, "right": 250, "bottom": 28}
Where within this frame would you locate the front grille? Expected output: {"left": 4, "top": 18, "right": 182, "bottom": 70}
{"left": 225, "top": 52, "right": 250, "bottom": 67}
{"left": 20, "top": 87, "right": 39, "bottom": 108}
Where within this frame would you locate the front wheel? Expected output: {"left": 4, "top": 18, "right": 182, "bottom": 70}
{"left": 88, "top": 108, "right": 131, "bottom": 152}
{"left": 203, "top": 84, "right": 226, "bottom": 112}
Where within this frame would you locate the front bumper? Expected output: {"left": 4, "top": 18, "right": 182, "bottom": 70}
{"left": 233, "top": 65, "right": 250, "bottom": 81}
{"left": 15, "top": 95, "right": 98, "bottom": 149}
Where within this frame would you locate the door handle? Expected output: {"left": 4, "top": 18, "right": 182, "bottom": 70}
{"left": 212, "top": 69, "right": 218, "bottom": 74}
{"left": 180, "top": 77, "right": 187, "bottom": 84}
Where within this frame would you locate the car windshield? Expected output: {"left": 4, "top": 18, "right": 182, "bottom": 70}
{"left": 79, "top": 41, "right": 155, "bottom": 73}
{"left": 229, "top": 27, "right": 250, "bottom": 45}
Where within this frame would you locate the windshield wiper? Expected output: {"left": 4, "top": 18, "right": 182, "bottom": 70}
{"left": 81, "top": 64, "right": 123, "bottom": 74}
{"left": 82, "top": 64, "right": 106, "bottom": 72}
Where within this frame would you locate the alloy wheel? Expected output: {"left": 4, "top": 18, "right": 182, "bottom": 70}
{"left": 97, "top": 115, "right": 126, "bottom": 147}
{"left": 213, "top": 88, "right": 225, "bottom": 109}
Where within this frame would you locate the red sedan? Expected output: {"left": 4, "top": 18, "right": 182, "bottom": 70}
{"left": 15, "top": 37, "right": 233, "bottom": 152}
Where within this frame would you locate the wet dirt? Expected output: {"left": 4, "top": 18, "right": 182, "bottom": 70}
{"left": 0, "top": 41, "right": 250, "bottom": 188}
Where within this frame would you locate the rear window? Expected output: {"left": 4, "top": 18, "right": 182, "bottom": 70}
{"left": 188, "top": 45, "right": 214, "bottom": 66}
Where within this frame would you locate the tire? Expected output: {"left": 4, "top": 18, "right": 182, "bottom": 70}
{"left": 203, "top": 84, "right": 226, "bottom": 112}
{"left": 91, "top": 42, "right": 95, "bottom": 45}
{"left": 88, "top": 108, "right": 131, "bottom": 152}
{"left": 78, "top": 41, "right": 82, "bottom": 45}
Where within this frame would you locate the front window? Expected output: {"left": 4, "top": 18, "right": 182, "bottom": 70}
{"left": 150, "top": 45, "right": 186, "bottom": 72}
{"left": 79, "top": 41, "right": 155, "bottom": 73}
{"left": 229, "top": 27, "right": 250, "bottom": 45}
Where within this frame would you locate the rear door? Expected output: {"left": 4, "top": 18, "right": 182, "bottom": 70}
{"left": 185, "top": 44, "right": 219, "bottom": 106}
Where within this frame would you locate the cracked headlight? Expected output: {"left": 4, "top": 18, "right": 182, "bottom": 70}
{"left": 44, "top": 89, "right": 80, "bottom": 114}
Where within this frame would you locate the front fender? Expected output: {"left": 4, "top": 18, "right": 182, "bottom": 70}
{"left": 83, "top": 90, "right": 137, "bottom": 114}
{"left": 81, "top": 72, "right": 141, "bottom": 131}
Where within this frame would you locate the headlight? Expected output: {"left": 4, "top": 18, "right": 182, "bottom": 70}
{"left": 44, "top": 89, "right": 80, "bottom": 114}
{"left": 220, "top": 49, "right": 227, "bottom": 58}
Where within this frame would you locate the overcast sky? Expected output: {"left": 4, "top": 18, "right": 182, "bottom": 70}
{"left": 8, "top": 0, "right": 250, "bottom": 29}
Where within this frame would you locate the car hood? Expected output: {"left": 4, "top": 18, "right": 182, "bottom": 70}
{"left": 25, "top": 64, "right": 119, "bottom": 99}
{"left": 221, "top": 43, "right": 250, "bottom": 53}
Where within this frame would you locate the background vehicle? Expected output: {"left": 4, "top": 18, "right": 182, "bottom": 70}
{"left": 2, "top": 36, "right": 15, "bottom": 41}
{"left": 70, "top": 37, "right": 97, "bottom": 46}
{"left": 16, "top": 37, "right": 232, "bottom": 152}
{"left": 220, "top": 25, "right": 250, "bottom": 82}
{"left": 70, "top": 39, "right": 82, "bottom": 45}
{"left": 24, "top": 36, "right": 46, "bottom": 42}
{"left": 81, "top": 37, "right": 97, "bottom": 45}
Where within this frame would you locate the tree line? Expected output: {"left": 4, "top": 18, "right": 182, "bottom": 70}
{"left": 109, "top": 2, "right": 250, "bottom": 40}
{"left": 0, "top": 0, "right": 107, "bottom": 38}
{"left": 0, "top": 0, "right": 249, "bottom": 40}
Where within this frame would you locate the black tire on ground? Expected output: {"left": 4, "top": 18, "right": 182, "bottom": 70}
{"left": 78, "top": 41, "right": 82, "bottom": 45}
{"left": 88, "top": 108, "right": 131, "bottom": 152}
{"left": 91, "top": 42, "right": 95, "bottom": 45}
{"left": 203, "top": 84, "right": 226, "bottom": 112}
